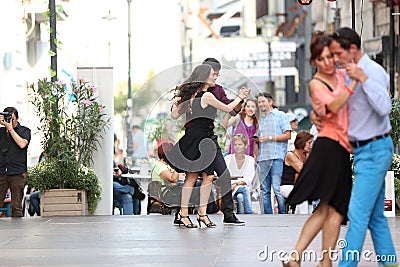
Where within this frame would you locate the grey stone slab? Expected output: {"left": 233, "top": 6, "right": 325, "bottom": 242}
{"left": 0, "top": 215, "right": 399, "bottom": 266}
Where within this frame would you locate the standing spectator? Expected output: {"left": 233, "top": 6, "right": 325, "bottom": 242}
{"left": 114, "top": 148, "right": 125, "bottom": 165}
{"left": 256, "top": 92, "right": 291, "bottom": 214}
{"left": 223, "top": 98, "right": 259, "bottom": 158}
{"left": 284, "top": 31, "right": 357, "bottom": 267}
{"left": 0, "top": 107, "right": 31, "bottom": 217}
{"left": 286, "top": 113, "right": 299, "bottom": 152}
{"left": 114, "top": 133, "right": 120, "bottom": 156}
{"left": 132, "top": 125, "right": 148, "bottom": 161}
{"left": 329, "top": 27, "right": 398, "bottom": 267}
{"left": 224, "top": 134, "right": 255, "bottom": 214}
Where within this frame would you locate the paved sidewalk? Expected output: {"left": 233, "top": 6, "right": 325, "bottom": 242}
{"left": 0, "top": 215, "right": 399, "bottom": 266}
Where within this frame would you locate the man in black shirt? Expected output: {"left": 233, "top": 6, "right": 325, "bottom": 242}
{"left": 0, "top": 107, "right": 31, "bottom": 217}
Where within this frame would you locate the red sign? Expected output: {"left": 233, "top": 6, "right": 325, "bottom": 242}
{"left": 384, "top": 200, "right": 392, "bottom": 211}
{"left": 298, "top": 0, "right": 312, "bottom": 5}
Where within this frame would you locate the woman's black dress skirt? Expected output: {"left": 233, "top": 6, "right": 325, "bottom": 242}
{"left": 286, "top": 137, "right": 352, "bottom": 221}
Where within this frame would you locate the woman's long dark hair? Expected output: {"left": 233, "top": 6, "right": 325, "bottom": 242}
{"left": 174, "top": 64, "right": 212, "bottom": 114}
{"left": 238, "top": 98, "right": 259, "bottom": 132}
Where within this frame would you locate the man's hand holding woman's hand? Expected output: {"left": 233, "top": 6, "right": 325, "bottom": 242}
{"left": 346, "top": 63, "right": 368, "bottom": 83}
{"left": 310, "top": 111, "right": 323, "bottom": 131}
{"left": 238, "top": 87, "right": 250, "bottom": 100}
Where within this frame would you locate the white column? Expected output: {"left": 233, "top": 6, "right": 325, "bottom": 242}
{"left": 77, "top": 67, "right": 114, "bottom": 215}
{"left": 242, "top": 0, "right": 256, "bottom": 37}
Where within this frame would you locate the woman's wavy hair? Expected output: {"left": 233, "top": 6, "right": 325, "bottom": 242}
{"left": 174, "top": 64, "right": 212, "bottom": 114}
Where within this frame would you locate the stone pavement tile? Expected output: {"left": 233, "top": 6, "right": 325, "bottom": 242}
{"left": 0, "top": 215, "right": 399, "bottom": 266}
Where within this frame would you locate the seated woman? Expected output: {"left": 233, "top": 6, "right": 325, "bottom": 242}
{"left": 280, "top": 131, "right": 314, "bottom": 214}
{"left": 224, "top": 134, "right": 255, "bottom": 214}
{"left": 151, "top": 142, "right": 181, "bottom": 206}
{"left": 152, "top": 142, "right": 221, "bottom": 220}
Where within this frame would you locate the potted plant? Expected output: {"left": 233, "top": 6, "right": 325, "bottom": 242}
{"left": 389, "top": 96, "right": 400, "bottom": 212}
{"left": 28, "top": 78, "right": 109, "bottom": 215}
{"left": 391, "top": 154, "right": 400, "bottom": 196}
{"left": 390, "top": 96, "right": 400, "bottom": 147}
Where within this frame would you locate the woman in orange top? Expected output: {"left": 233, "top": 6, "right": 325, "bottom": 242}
{"left": 284, "top": 32, "right": 357, "bottom": 267}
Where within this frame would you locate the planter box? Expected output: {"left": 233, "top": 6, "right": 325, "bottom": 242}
{"left": 40, "top": 189, "right": 88, "bottom": 216}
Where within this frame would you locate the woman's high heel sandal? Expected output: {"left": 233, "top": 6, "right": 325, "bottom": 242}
{"left": 176, "top": 213, "right": 197, "bottom": 228}
{"left": 196, "top": 213, "right": 217, "bottom": 228}
{"left": 281, "top": 253, "right": 300, "bottom": 267}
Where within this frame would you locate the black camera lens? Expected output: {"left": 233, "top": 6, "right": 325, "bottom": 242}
{"left": 0, "top": 112, "right": 12, "bottom": 123}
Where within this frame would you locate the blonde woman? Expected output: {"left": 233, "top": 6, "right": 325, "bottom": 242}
{"left": 224, "top": 134, "right": 255, "bottom": 214}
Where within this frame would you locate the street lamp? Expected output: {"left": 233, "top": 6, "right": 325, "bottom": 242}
{"left": 49, "top": 0, "right": 57, "bottom": 82}
{"left": 262, "top": 21, "right": 275, "bottom": 92}
{"left": 332, "top": 1, "right": 341, "bottom": 31}
{"left": 126, "top": 0, "right": 134, "bottom": 157}
{"left": 102, "top": 10, "right": 116, "bottom": 67}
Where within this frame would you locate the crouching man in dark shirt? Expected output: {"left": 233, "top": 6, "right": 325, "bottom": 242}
{"left": 0, "top": 107, "right": 31, "bottom": 217}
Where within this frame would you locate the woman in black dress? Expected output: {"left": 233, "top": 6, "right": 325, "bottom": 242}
{"left": 168, "top": 64, "right": 247, "bottom": 228}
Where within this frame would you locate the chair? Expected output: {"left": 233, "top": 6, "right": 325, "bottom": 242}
{"left": 147, "top": 181, "right": 180, "bottom": 215}
{"left": 0, "top": 198, "right": 11, "bottom": 217}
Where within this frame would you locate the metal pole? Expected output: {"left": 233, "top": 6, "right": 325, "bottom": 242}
{"left": 333, "top": 2, "right": 341, "bottom": 31}
{"left": 126, "top": 0, "right": 134, "bottom": 157}
{"left": 49, "top": 0, "right": 57, "bottom": 82}
{"left": 268, "top": 41, "right": 272, "bottom": 92}
{"left": 102, "top": 10, "right": 116, "bottom": 67}
{"left": 389, "top": 2, "right": 395, "bottom": 97}
{"left": 351, "top": 0, "right": 355, "bottom": 30}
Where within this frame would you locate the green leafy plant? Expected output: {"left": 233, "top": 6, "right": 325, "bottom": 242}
{"left": 390, "top": 97, "right": 400, "bottom": 146}
{"left": 28, "top": 78, "right": 110, "bottom": 214}
{"left": 391, "top": 153, "right": 400, "bottom": 198}
{"left": 68, "top": 79, "right": 110, "bottom": 165}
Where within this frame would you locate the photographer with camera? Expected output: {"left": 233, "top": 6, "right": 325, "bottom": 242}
{"left": 0, "top": 107, "right": 31, "bottom": 217}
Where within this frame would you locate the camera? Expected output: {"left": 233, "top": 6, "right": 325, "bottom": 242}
{"left": 0, "top": 112, "right": 12, "bottom": 123}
